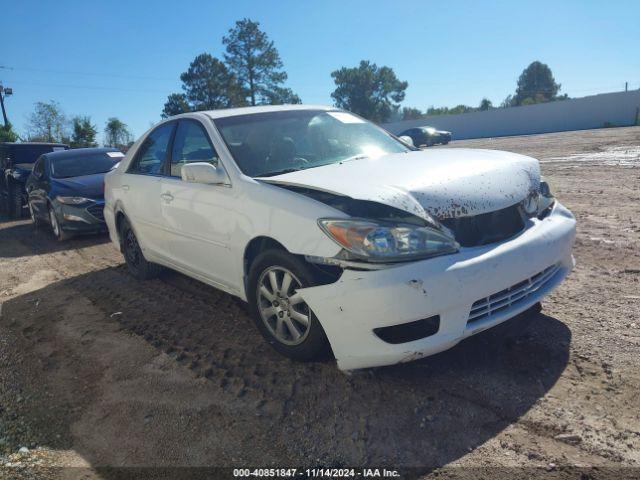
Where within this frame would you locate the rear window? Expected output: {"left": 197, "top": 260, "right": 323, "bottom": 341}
{"left": 51, "top": 152, "right": 121, "bottom": 179}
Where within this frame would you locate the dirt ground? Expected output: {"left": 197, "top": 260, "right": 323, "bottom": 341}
{"left": 0, "top": 127, "right": 638, "bottom": 479}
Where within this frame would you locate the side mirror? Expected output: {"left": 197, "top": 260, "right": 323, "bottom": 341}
{"left": 181, "top": 162, "right": 230, "bottom": 185}
{"left": 398, "top": 135, "right": 414, "bottom": 147}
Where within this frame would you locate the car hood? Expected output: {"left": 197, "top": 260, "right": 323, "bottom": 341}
{"left": 51, "top": 173, "right": 105, "bottom": 199}
{"left": 262, "top": 149, "right": 540, "bottom": 219}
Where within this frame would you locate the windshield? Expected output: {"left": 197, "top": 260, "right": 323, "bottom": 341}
{"left": 51, "top": 153, "right": 120, "bottom": 178}
{"left": 213, "top": 110, "right": 411, "bottom": 177}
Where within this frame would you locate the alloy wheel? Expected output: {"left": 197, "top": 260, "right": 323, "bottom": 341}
{"left": 49, "top": 208, "right": 60, "bottom": 237}
{"left": 257, "top": 266, "right": 311, "bottom": 346}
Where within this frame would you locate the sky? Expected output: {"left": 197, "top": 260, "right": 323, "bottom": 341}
{"left": 2, "top": 0, "right": 639, "bottom": 142}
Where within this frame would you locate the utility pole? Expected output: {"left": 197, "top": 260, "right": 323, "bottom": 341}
{"left": 625, "top": 81, "right": 628, "bottom": 92}
{"left": 0, "top": 83, "right": 12, "bottom": 126}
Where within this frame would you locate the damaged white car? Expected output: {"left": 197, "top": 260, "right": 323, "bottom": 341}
{"left": 104, "top": 105, "right": 576, "bottom": 371}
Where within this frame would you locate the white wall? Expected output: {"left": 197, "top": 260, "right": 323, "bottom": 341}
{"left": 384, "top": 90, "right": 640, "bottom": 140}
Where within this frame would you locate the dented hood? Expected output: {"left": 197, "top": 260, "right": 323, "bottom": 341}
{"left": 262, "top": 148, "right": 540, "bottom": 219}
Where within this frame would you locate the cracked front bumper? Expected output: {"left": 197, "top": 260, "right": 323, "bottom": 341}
{"left": 298, "top": 202, "right": 576, "bottom": 371}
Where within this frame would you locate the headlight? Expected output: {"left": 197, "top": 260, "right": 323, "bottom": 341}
{"left": 56, "top": 196, "right": 93, "bottom": 205}
{"left": 318, "top": 218, "right": 459, "bottom": 263}
{"left": 537, "top": 178, "right": 555, "bottom": 217}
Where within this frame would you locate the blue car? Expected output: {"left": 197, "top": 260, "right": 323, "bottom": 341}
{"left": 25, "top": 147, "right": 124, "bottom": 240}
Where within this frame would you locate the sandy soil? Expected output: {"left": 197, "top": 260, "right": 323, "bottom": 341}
{"left": 0, "top": 127, "right": 638, "bottom": 479}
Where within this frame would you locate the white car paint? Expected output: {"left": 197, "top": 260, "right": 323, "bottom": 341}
{"left": 104, "top": 105, "right": 576, "bottom": 371}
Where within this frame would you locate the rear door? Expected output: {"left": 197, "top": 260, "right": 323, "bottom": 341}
{"left": 121, "top": 122, "right": 176, "bottom": 259}
{"left": 159, "top": 119, "right": 238, "bottom": 291}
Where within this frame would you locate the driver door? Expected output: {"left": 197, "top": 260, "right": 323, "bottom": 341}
{"left": 160, "top": 119, "right": 239, "bottom": 292}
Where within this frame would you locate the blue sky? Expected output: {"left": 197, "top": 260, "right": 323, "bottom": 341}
{"left": 2, "top": 0, "right": 639, "bottom": 142}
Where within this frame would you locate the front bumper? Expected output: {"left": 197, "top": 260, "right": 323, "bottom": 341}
{"left": 54, "top": 200, "right": 107, "bottom": 234}
{"left": 298, "top": 202, "right": 576, "bottom": 371}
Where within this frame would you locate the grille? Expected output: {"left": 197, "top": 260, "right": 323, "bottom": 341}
{"left": 441, "top": 204, "right": 525, "bottom": 247}
{"left": 86, "top": 203, "right": 105, "bottom": 222}
{"left": 468, "top": 264, "right": 560, "bottom": 324}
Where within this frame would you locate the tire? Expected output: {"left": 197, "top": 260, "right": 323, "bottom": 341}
{"left": 119, "top": 217, "right": 161, "bottom": 280}
{"left": 247, "top": 249, "right": 329, "bottom": 361}
{"left": 49, "top": 204, "right": 71, "bottom": 241}
{"left": 9, "top": 185, "right": 24, "bottom": 219}
{"left": 29, "top": 201, "right": 43, "bottom": 229}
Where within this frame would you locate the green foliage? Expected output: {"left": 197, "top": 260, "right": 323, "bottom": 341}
{"left": 104, "top": 117, "right": 132, "bottom": 150}
{"left": 223, "top": 18, "right": 299, "bottom": 106}
{"left": 70, "top": 116, "right": 98, "bottom": 148}
{"left": 162, "top": 93, "right": 191, "bottom": 118}
{"left": 26, "top": 101, "right": 68, "bottom": 142}
{"left": 500, "top": 95, "right": 514, "bottom": 108}
{"left": 262, "top": 86, "right": 302, "bottom": 105}
{"left": 478, "top": 98, "right": 493, "bottom": 111}
{"left": 0, "top": 122, "right": 18, "bottom": 142}
{"left": 514, "top": 61, "right": 561, "bottom": 106}
{"left": 331, "top": 60, "right": 408, "bottom": 123}
{"left": 180, "top": 53, "right": 246, "bottom": 111}
{"left": 402, "top": 107, "right": 424, "bottom": 121}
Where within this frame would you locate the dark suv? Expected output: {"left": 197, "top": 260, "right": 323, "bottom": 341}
{"left": 0, "top": 142, "right": 69, "bottom": 218}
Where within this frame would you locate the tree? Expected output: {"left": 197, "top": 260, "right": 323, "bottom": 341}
{"left": 0, "top": 122, "right": 18, "bottom": 142}
{"left": 479, "top": 98, "right": 493, "bottom": 111}
{"left": 331, "top": 60, "right": 408, "bottom": 123}
{"left": 262, "top": 86, "right": 301, "bottom": 105}
{"left": 104, "top": 117, "right": 132, "bottom": 150}
{"left": 402, "top": 107, "right": 424, "bottom": 121}
{"left": 162, "top": 93, "right": 191, "bottom": 118}
{"left": 223, "top": 18, "right": 299, "bottom": 106}
{"left": 26, "top": 101, "right": 68, "bottom": 142}
{"left": 500, "top": 95, "right": 514, "bottom": 108}
{"left": 70, "top": 116, "right": 98, "bottom": 148}
{"left": 513, "top": 61, "right": 561, "bottom": 106}
{"left": 177, "top": 53, "right": 246, "bottom": 113}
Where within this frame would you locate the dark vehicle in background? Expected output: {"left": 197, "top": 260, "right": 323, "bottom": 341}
{"left": 26, "top": 147, "right": 123, "bottom": 240}
{"left": 0, "top": 142, "right": 69, "bottom": 218}
{"left": 399, "top": 126, "right": 452, "bottom": 147}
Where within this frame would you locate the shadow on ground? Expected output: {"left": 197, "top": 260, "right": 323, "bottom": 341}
{"left": 0, "top": 218, "right": 109, "bottom": 258}
{"left": 0, "top": 264, "right": 571, "bottom": 475}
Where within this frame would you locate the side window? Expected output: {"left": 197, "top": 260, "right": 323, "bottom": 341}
{"left": 170, "top": 121, "right": 219, "bottom": 178}
{"left": 128, "top": 123, "right": 175, "bottom": 175}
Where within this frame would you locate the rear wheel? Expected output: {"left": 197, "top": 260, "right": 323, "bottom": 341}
{"left": 119, "top": 217, "right": 161, "bottom": 280}
{"left": 248, "top": 249, "right": 328, "bottom": 361}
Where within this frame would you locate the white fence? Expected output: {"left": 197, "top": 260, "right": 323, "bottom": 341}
{"left": 384, "top": 90, "right": 640, "bottom": 140}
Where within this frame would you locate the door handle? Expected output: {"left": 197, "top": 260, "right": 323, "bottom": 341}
{"left": 161, "top": 192, "right": 174, "bottom": 202}
{"left": 122, "top": 184, "right": 130, "bottom": 192}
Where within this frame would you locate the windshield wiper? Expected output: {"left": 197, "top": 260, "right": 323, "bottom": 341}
{"left": 255, "top": 168, "right": 302, "bottom": 178}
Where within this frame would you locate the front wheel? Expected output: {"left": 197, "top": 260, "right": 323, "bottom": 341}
{"left": 247, "top": 249, "right": 329, "bottom": 361}
{"left": 119, "top": 217, "right": 161, "bottom": 280}
{"left": 29, "top": 201, "right": 43, "bottom": 228}
{"left": 49, "top": 204, "right": 70, "bottom": 241}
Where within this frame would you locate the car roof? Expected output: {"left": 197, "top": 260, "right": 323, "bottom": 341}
{"left": 194, "top": 104, "right": 334, "bottom": 120}
{"left": 43, "top": 147, "right": 121, "bottom": 160}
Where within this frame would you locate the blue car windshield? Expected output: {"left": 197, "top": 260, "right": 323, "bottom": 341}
{"left": 213, "top": 109, "right": 412, "bottom": 177}
{"left": 51, "top": 153, "right": 120, "bottom": 179}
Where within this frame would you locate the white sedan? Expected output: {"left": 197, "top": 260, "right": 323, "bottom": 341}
{"left": 104, "top": 105, "right": 576, "bottom": 371}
